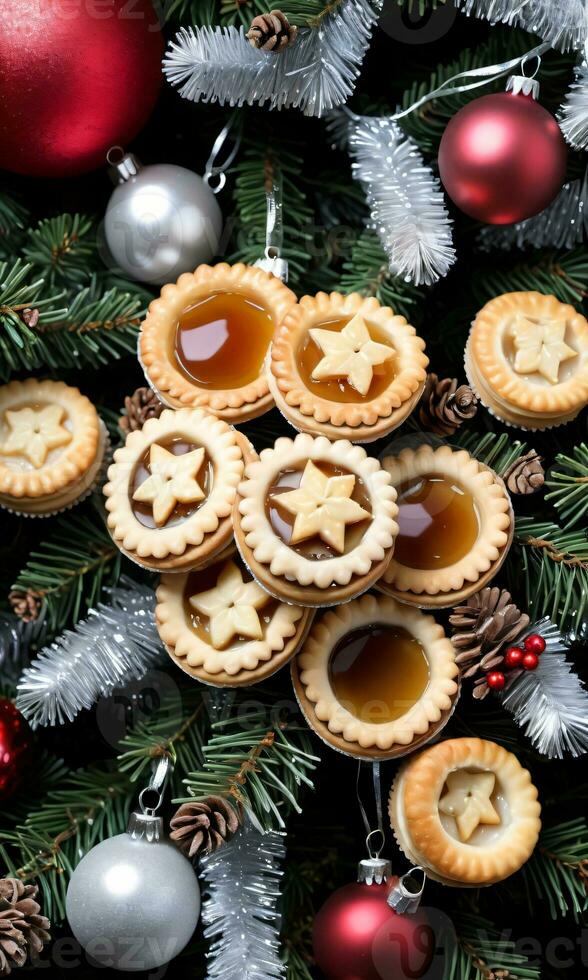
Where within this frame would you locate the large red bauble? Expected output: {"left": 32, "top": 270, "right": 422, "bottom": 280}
{"left": 0, "top": 698, "right": 32, "bottom": 800}
{"left": 438, "top": 91, "right": 567, "bottom": 224}
{"left": 0, "top": 1, "right": 163, "bottom": 178}
{"left": 312, "top": 881, "right": 434, "bottom": 979}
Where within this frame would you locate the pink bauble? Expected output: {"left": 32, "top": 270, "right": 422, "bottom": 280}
{"left": 438, "top": 91, "right": 567, "bottom": 224}
{"left": 0, "top": 0, "right": 163, "bottom": 178}
{"left": 312, "top": 881, "right": 434, "bottom": 979}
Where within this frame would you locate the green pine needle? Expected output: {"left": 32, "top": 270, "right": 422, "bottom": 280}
{"left": 448, "top": 912, "right": 541, "bottom": 980}
{"left": 545, "top": 444, "right": 588, "bottom": 530}
{"left": 23, "top": 214, "right": 97, "bottom": 290}
{"left": 453, "top": 429, "right": 530, "bottom": 477}
{"left": 337, "top": 230, "right": 424, "bottom": 320}
{"left": 522, "top": 818, "right": 588, "bottom": 922}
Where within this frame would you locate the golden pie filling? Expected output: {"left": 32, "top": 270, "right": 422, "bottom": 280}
{"left": 394, "top": 473, "right": 479, "bottom": 570}
{"left": 182, "top": 559, "right": 278, "bottom": 651}
{"left": 438, "top": 767, "right": 509, "bottom": 846}
{"left": 296, "top": 315, "right": 397, "bottom": 403}
{"left": 173, "top": 291, "right": 274, "bottom": 390}
{"left": 130, "top": 437, "right": 213, "bottom": 529}
{"left": 328, "top": 625, "right": 430, "bottom": 725}
{"left": 265, "top": 460, "right": 372, "bottom": 560}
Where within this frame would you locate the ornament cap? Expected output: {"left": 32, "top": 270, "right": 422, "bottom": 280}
{"left": 387, "top": 866, "right": 426, "bottom": 914}
{"left": 127, "top": 811, "right": 164, "bottom": 842}
{"left": 107, "top": 146, "right": 142, "bottom": 184}
{"left": 357, "top": 857, "right": 392, "bottom": 885}
{"left": 254, "top": 250, "right": 289, "bottom": 283}
{"left": 506, "top": 75, "right": 540, "bottom": 100}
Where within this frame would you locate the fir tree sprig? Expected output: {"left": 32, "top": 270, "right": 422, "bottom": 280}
{"left": 176, "top": 704, "right": 320, "bottom": 832}
{"left": 448, "top": 912, "right": 541, "bottom": 980}
{"left": 470, "top": 248, "right": 588, "bottom": 309}
{"left": 23, "top": 214, "right": 97, "bottom": 289}
{"left": 0, "top": 259, "right": 67, "bottom": 380}
{"left": 337, "top": 230, "right": 424, "bottom": 320}
{"left": 10, "top": 512, "right": 122, "bottom": 640}
{"left": 545, "top": 444, "right": 588, "bottom": 530}
{"left": 0, "top": 192, "right": 29, "bottom": 238}
{"left": 522, "top": 818, "right": 588, "bottom": 922}
{"left": 453, "top": 429, "right": 530, "bottom": 477}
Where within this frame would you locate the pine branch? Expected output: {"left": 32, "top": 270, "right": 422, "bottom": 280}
{"left": 447, "top": 911, "right": 541, "bottom": 980}
{"left": 470, "top": 248, "right": 588, "bottom": 310}
{"left": 23, "top": 214, "right": 97, "bottom": 289}
{"left": 522, "top": 818, "right": 588, "bottom": 922}
{"left": 0, "top": 259, "right": 67, "bottom": 380}
{"left": 337, "top": 230, "right": 423, "bottom": 321}
{"left": 511, "top": 519, "right": 588, "bottom": 637}
{"left": 176, "top": 704, "right": 319, "bottom": 832}
{"left": 453, "top": 429, "right": 529, "bottom": 477}
{"left": 0, "top": 192, "right": 29, "bottom": 238}
{"left": 0, "top": 767, "right": 134, "bottom": 923}
{"left": 11, "top": 512, "right": 121, "bottom": 640}
{"left": 545, "top": 444, "right": 588, "bottom": 529}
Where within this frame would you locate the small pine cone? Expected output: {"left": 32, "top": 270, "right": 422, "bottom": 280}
{"left": 0, "top": 878, "right": 50, "bottom": 975}
{"left": 8, "top": 589, "right": 43, "bottom": 623}
{"left": 119, "top": 387, "right": 163, "bottom": 435}
{"left": 170, "top": 797, "right": 241, "bottom": 859}
{"left": 503, "top": 450, "right": 545, "bottom": 495}
{"left": 246, "top": 10, "right": 298, "bottom": 51}
{"left": 449, "top": 587, "right": 530, "bottom": 680}
{"left": 419, "top": 374, "right": 478, "bottom": 437}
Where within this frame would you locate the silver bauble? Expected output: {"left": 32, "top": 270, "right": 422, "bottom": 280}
{"left": 66, "top": 812, "right": 200, "bottom": 971}
{"left": 104, "top": 152, "right": 223, "bottom": 285}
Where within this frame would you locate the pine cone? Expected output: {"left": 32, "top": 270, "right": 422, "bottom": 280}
{"left": 0, "top": 878, "right": 50, "bottom": 975}
{"left": 503, "top": 450, "right": 545, "bottom": 495}
{"left": 170, "top": 797, "right": 241, "bottom": 859}
{"left": 8, "top": 589, "right": 43, "bottom": 623}
{"left": 119, "top": 387, "right": 163, "bottom": 435}
{"left": 419, "top": 374, "right": 478, "bottom": 437}
{"left": 246, "top": 10, "right": 298, "bottom": 51}
{"left": 449, "top": 586, "right": 530, "bottom": 680}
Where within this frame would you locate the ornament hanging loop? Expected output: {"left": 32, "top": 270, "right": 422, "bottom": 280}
{"left": 387, "top": 866, "right": 426, "bottom": 915}
{"left": 365, "top": 827, "right": 385, "bottom": 861}
{"left": 203, "top": 111, "right": 243, "bottom": 194}
{"left": 138, "top": 754, "right": 170, "bottom": 816}
{"left": 254, "top": 168, "right": 289, "bottom": 282}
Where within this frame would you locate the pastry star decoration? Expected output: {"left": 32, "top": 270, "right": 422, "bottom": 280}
{"left": 511, "top": 314, "right": 577, "bottom": 385}
{"left": 275, "top": 459, "right": 370, "bottom": 554}
{"left": 132, "top": 443, "right": 206, "bottom": 526}
{"left": 190, "top": 561, "right": 270, "bottom": 649}
{"left": 1, "top": 405, "right": 72, "bottom": 468}
{"left": 309, "top": 313, "right": 393, "bottom": 396}
{"left": 439, "top": 770, "right": 501, "bottom": 843}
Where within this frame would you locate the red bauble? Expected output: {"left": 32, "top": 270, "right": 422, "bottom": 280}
{"left": 522, "top": 652, "right": 540, "bottom": 671}
{"left": 504, "top": 646, "right": 524, "bottom": 668}
{"left": 0, "top": 1, "right": 163, "bottom": 178}
{"left": 438, "top": 89, "right": 567, "bottom": 224}
{"left": 0, "top": 698, "right": 32, "bottom": 800}
{"left": 524, "top": 634, "right": 546, "bottom": 655}
{"left": 312, "top": 881, "right": 434, "bottom": 980}
{"left": 487, "top": 671, "right": 506, "bottom": 691}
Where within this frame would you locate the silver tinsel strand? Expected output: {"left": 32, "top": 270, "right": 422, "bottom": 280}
{"left": 559, "top": 63, "right": 588, "bottom": 149}
{"left": 501, "top": 619, "right": 588, "bottom": 759}
{"left": 331, "top": 112, "right": 455, "bottom": 285}
{"left": 16, "top": 579, "right": 164, "bottom": 728}
{"left": 163, "top": 0, "right": 383, "bottom": 118}
{"left": 200, "top": 821, "right": 286, "bottom": 979}
{"left": 457, "top": 0, "right": 588, "bottom": 51}
{"left": 478, "top": 167, "right": 588, "bottom": 250}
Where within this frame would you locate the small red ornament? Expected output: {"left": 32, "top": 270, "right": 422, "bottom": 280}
{"left": 0, "top": 1, "right": 163, "bottom": 178}
{"left": 438, "top": 76, "right": 567, "bottom": 224}
{"left": 524, "top": 634, "right": 546, "bottom": 655}
{"left": 487, "top": 671, "right": 506, "bottom": 691}
{"left": 504, "top": 646, "right": 524, "bottom": 668}
{"left": 0, "top": 698, "right": 32, "bottom": 800}
{"left": 522, "top": 652, "right": 540, "bottom": 671}
{"left": 312, "top": 865, "right": 434, "bottom": 980}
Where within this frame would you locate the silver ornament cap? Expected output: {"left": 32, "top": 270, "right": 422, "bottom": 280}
{"left": 507, "top": 75, "right": 540, "bottom": 99}
{"left": 357, "top": 857, "right": 392, "bottom": 886}
{"left": 387, "top": 867, "right": 426, "bottom": 915}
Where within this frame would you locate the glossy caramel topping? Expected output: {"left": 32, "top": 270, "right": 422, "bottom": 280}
{"left": 131, "top": 438, "right": 212, "bottom": 529}
{"left": 297, "top": 317, "right": 396, "bottom": 403}
{"left": 329, "top": 625, "right": 430, "bottom": 724}
{"left": 173, "top": 290, "right": 274, "bottom": 390}
{"left": 183, "top": 560, "right": 278, "bottom": 649}
{"left": 394, "top": 473, "right": 479, "bottom": 570}
{"left": 265, "top": 461, "right": 372, "bottom": 560}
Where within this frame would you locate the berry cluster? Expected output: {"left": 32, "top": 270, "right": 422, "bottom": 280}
{"left": 487, "top": 633, "right": 546, "bottom": 691}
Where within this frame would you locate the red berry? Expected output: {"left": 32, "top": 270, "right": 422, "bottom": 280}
{"left": 504, "top": 646, "right": 524, "bottom": 668}
{"left": 522, "top": 652, "right": 539, "bottom": 671}
{"left": 487, "top": 671, "right": 506, "bottom": 691}
{"left": 524, "top": 634, "right": 546, "bottom": 655}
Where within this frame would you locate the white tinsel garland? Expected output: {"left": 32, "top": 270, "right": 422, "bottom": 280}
{"left": 457, "top": 0, "right": 588, "bottom": 52}
{"left": 16, "top": 579, "right": 165, "bottom": 728}
{"left": 163, "top": 0, "right": 383, "bottom": 118}
{"left": 330, "top": 111, "right": 455, "bottom": 285}
{"left": 200, "top": 822, "right": 286, "bottom": 979}
{"left": 559, "top": 64, "right": 588, "bottom": 149}
{"left": 501, "top": 620, "right": 588, "bottom": 759}
{"left": 478, "top": 168, "right": 588, "bottom": 250}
